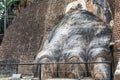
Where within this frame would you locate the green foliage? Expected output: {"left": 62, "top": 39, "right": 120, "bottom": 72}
{"left": 0, "top": 0, "right": 21, "bottom": 34}
{"left": 0, "top": 0, "right": 28, "bottom": 34}
{"left": 0, "top": 4, "right": 4, "bottom": 11}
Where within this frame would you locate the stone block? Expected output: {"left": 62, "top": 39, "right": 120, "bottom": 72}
{"left": 9, "top": 74, "right": 22, "bottom": 80}
{"left": 114, "top": 59, "right": 120, "bottom": 80}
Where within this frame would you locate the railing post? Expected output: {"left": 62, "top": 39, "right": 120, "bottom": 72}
{"left": 57, "top": 63, "right": 59, "bottom": 78}
{"left": 110, "top": 62, "right": 112, "bottom": 80}
{"left": 33, "top": 63, "right": 38, "bottom": 78}
{"left": 86, "top": 62, "right": 89, "bottom": 77}
{"left": 16, "top": 64, "right": 18, "bottom": 74}
{"left": 4, "top": 0, "right": 7, "bottom": 33}
{"left": 39, "top": 63, "right": 41, "bottom": 80}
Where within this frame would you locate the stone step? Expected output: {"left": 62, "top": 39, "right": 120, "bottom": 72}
{"left": 0, "top": 77, "right": 95, "bottom": 80}
{"left": 46, "top": 79, "right": 77, "bottom": 80}
{"left": 46, "top": 78, "right": 95, "bottom": 80}
{"left": 0, "top": 78, "right": 95, "bottom": 80}
{"left": 0, "top": 78, "right": 39, "bottom": 80}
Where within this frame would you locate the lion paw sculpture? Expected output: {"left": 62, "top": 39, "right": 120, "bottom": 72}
{"left": 34, "top": 0, "right": 112, "bottom": 79}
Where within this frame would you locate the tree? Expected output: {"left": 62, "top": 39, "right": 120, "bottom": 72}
{"left": 0, "top": 0, "right": 30, "bottom": 35}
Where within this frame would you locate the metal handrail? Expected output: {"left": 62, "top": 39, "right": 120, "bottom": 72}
{"left": 0, "top": 61, "right": 113, "bottom": 80}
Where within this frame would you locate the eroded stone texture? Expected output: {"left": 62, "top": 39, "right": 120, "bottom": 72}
{"left": 34, "top": 10, "right": 112, "bottom": 79}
